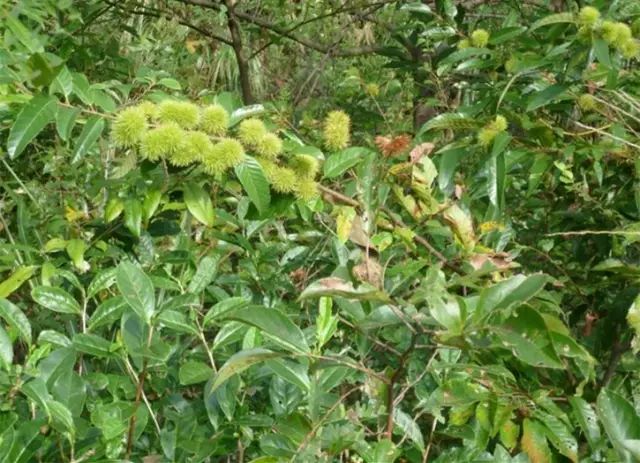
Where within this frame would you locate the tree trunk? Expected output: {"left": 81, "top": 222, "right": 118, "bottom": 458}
{"left": 225, "top": 0, "right": 255, "bottom": 104}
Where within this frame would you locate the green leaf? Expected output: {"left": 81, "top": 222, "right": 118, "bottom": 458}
{"left": 179, "top": 360, "right": 213, "bottom": 385}
{"left": 157, "top": 310, "right": 198, "bottom": 335}
{"left": 183, "top": 183, "right": 214, "bottom": 227}
{"left": 235, "top": 156, "right": 270, "bottom": 215}
{"left": 437, "top": 48, "right": 493, "bottom": 73}
{"left": 38, "top": 331, "right": 72, "bottom": 348}
{"left": 0, "top": 325, "right": 13, "bottom": 367}
{"left": 487, "top": 133, "right": 510, "bottom": 214}
{"left": 299, "top": 277, "right": 390, "bottom": 302}
{"left": 38, "top": 348, "right": 76, "bottom": 385}
{"left": 0, "top": 265, "right": 37, "bottom": 298}
{"left": 393, "top": 409, "right": 425, "bottom": 450}
{"left": 124, "top": 199, "right": 142, "bottom": 237}
{"left": 323, "top": 147, "right": 370, "bottom": 178}
{"left": 142, "top": 189, "right": 162, "bottom": 222}
{"left": 50, "top": 66, "right": 73, "bottom": 98}
{"left": 66, "top": 239, "right": 87, "bottom": 271}
{"left": 116, "top": 262, "right": 155, "bottom": 324}
{"left": 48, "top": 400, "right": 75, "bottom": 435}
{"left": 437, "top": 146, "right": 465, "bottom": 194}
{"left": 476, "top": 274, "right": 548, "bottom": 317}
{"left": 529, "top": 12, "right": 575, "bottom": 31}
{"left": 51, "top": 371, "right": 86, "bottom": 418}
{"left": 316, "top": 297, "right": 338, "bottom": 348}
{"left": 5, "top": 16, "right": 43, "bottom": 53}
{"left": 222, "top": 306, "right": 309, "bottom": 354}
{"left": 495, "top": 307, "right": 563, "bottom": 369}
{"left": 229, "top": 104, "right": 265, "bottom": 126}
{"left": 203, "top": 297, "right": 251, "bottom": 327}
{"left": 31, "top": 286, "right": 81, "bottom": 314}
{"left": 0, "top": 299, "right": 31, "bottom": 345}
{"left": 593, "top": 39, "right": 611, "bottom": 67}
{"left": 569, "top": 396, "right": 601, "bottom": 450}
{"left": 105, "top": 198, "right": 124, "bottom": 223}
{"left": 7, "top": 95, "right": 58, "bottom": 159}
{"left": 597, "top": 388, "right": 640, "bottom": 462}
{"left": 420, "top": 114, "right": 478, "bottom": 135}
{"left": 71, "top": 116, "right": 104, "bottom": 164}
{"left": 400, "top": 2, "right": 432, "bottom": 14}
{"left": 87, "top": 268, "right": 118, "bottom": 299}
{"left": 73, "top": 333, "right": 114, "bottom": 358}
{"left": 21, "top": 378, "right": 50, "bottom": 413}
{"left": 187, "top": 255, "right": 219, "bottom": 294}
{"left": 208, "top": 348, "right": 281, "bottom": 393}
{"left": 526, "top": 84, "right": 570, "bottom": 111}
{"left": 88, "top": 297, "right": 126, "bottom": 331}
{"left": 535, "top": 411, "right": 577, "bottom": 462}
{"left": 55, "top": 106, "right": 79, "bottom": 141}
{"left": 157, "top": 77, "right": 182, "bottom": 90}
{"left": 265, "top": 359, "right": 311, "bottom": 392}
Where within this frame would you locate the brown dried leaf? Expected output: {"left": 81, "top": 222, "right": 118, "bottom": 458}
{"left": 375, "top": 134, "right": 411, "bottom": 157}
{"left": 469, "top": 252, "right": 514, "bottom": 271}
{"left": 409, "top": 142, "right": 435, "bottom": 163}
{"left": 352, "top": 257, "right": 383, "bottom": 288}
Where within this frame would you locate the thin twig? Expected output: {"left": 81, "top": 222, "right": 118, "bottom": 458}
{"left": 385, "top": 333, "right": 417, "bottom": 440}
{"left": 546, "top": 229, "right": 640, "bottom": 237}
{"left": 290, "top": 385, "right": 362, "bottom": 461}
{"left": 422, "top": 417, "right": 438, "bottom": 463}
{"left": 318, "top": 185, "right": 457, "bottom": 270}
{"left": 572, "top": 121, "right": 640, "bottom": 150}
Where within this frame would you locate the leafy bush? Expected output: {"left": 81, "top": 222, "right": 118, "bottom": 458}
{"left": 2, "top": 1, "right": 640, "bottom": 462}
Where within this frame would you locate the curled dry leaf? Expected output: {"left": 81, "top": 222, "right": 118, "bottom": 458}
{"left": 352, "top": 257, "right": 383, "bottom": 288}
{"left": 469, "top": 252, "right": 514, "bottom": 271}
{"left": 375, "top": 134, "right": 411, "bottom": 157}
{"left": 409, "top": 142, "right": 435, "bottom": 163}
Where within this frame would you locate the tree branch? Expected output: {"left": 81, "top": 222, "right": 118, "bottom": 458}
{"left": 248, "top": 0, "right": 399, "bottom": 59}
{"left": 234, "top": 9, "right": 386, "bottom": 57}
{"left": 106, "top": 0, "right": 232, "bottom": 46}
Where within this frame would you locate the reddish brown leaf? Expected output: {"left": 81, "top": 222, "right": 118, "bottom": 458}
{"left": 375, "top": 134, "right": 411, "bottom": 157}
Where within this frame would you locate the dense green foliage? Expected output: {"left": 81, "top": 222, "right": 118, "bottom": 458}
{"left": 2, "top": 1, "right": 640, "bottom": 462}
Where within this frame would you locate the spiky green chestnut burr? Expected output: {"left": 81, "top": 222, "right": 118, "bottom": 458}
{"left": 290, "top": 154, "right": 320, "bottom": 179}
{"left": 169, "top": 131, "right": 213, "bottom": 167}
{"left": 138, "top": 101, "right": 158, "bottom": 120}
{"left": 471, "top": 29, "right": 490, "bottom": 48}
{"left": 238, "top": 118, "right": 267, "bottom": 147}
{"left": 578, "top": 6, "right": 599, "bottom": 27}
{"left": 256, "top": 133, "right": 283, "bottom": 159}
{"left": 620, "top": 39, "right": 640, "bottom": 59}
{"left": 157, "top": 100, "right": 199, "bottom": 129}
{"left": 578, "top": 94, "right": 597, "bottom": 111}
{"left": 201, "top": 138, "right": 245, "bottom": 175}
{"left": 112, "top": 106, "right": 148, "bottom": 147}
{"left": 477, "top": 115, "right": 507, "bottom": 147}
{"left": 295, "top": 178, "right": 319, "bottom": 201}
{"left": 323, "top": 110, "right": 350, "bottom": 151}
{"left": 200, "top": 104, "right": 229, "bottom": 135}
{"left": 259, "top": 158, "right": 298, "bottom": 193}
{"left": 139, "top": 123, "right": 183, "bottom": 161}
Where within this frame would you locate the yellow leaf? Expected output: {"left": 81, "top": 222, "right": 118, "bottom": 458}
{"left": 65, "top": 205, "right": 86, "bottom": 223}
{"left": 185, "top": 39, "right": 200, "bottom": 54}
{"left": 336, "top": 206, "right": 356, "bottom": 244}
{"left": 522, "top": 419, "right": 551, "bottom": 463}
{"left": 443, "top": 204, "right": 476, "bottom": 253}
